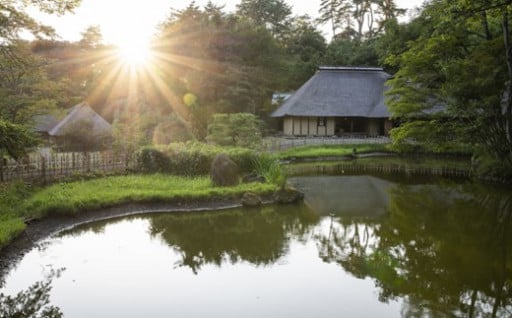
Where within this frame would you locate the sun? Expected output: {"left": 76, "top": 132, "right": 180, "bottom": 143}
{"left": 116, "top": 38, "right": 153, "bottom": 67}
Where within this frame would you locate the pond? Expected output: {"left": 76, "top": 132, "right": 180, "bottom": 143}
{"left": 1, "top": 174, "right": 511, "bottom": 317}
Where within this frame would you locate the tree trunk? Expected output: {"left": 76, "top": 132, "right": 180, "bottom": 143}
{"left": 501, "top": 11, "right": 512, "bottom": 164}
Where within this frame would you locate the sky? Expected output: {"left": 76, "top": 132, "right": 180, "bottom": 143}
{"left": 32, "top": 0, "right": 426, "bottom": 45}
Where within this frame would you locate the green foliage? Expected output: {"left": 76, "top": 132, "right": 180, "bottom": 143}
{"left": 152, "top": 114, "right": 194, "bottom": 145}
{"left": 206, "top": 113, "right": 262, "bottom": 148}
{"left": 133, "top": 142, "right": 259, "bottom": 176}
{"left": 251, "top": 153, "right": 286, "bottom": 187}
{"left": 0, "top": 0, "right": 80, "bottom": 46}
{"left": 236, "top": 0, "right": 292, "bottom": 39}
{"left": 323, "top": 37, "right": 378, "bottom": 66}
{"left": 135, "top": 146, "right": 171, "bottom": 173}
{"left": 388, "top": 121, "right": 473, "bottom": 155}
{"left": 0, "top": 118, "right": 37, "bottom": 159}
{"left": 385, "top": 0, "right": 512, "bottom": 174}
{"left": 0, "top": 181, "right": 33, "bottom": 247}
{"left": 472, "top": 148, "right": 512, "bottom": 183}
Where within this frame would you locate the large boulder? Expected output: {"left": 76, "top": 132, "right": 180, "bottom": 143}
{"left": 241, "top": 192, "right": 262, "bottom": 207}
{"left": 210, "top": 153, "right": 239, "bottom": 187}
{"left": 274, "top": 186, "right": 304, "bottom": 204}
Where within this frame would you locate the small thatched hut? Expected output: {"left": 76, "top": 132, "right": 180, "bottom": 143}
{"left": 272, "top": 66, "right": 393, "bottom": 137}
{"left": 49, "top": 102, "right": 112, "bottom": 151}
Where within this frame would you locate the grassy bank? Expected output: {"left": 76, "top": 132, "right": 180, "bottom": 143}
{"left": 0, "top": 175, "right": 278, "bottom": 249}
{"left": 277, "top": 144, "right": 391, "bottom": 159}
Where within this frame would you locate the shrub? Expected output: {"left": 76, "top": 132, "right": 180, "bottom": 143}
{"left": 166, "top": 142, "right": 258, "bottom": 176}
{"left": 206, "top": 113, "right": 262, "bottom": 148}
{"left": 135, "top": 146, "right": 171, "bottom": 173}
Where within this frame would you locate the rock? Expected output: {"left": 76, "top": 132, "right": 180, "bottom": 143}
{"left": 241, "top": 192, "right": 262, "bottom": 207}
{"left": 242, "top": 173, "right": 266, "bottom": 184}
{"left": 274, "top": 186, "right": 304, "bottom": 204}
{"left": 210, "top": 153, "right": 239, "bottom": 187}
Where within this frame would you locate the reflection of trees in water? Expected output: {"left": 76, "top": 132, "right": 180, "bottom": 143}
{"left": 0, "top": 268, "right": 63, "bottom": 318}
{"left": 316, "top": 216, "right": 384, "bottom": 280}
{"left": 149, "top": 205, "right": 319, "bottom": 274}
{"left": 317, "top": 181, "right": 512, "bottom": 318}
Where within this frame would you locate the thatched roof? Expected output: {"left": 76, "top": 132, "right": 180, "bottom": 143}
{"left": 272, "top": 66, "right": 392, "bottom": 118}
{"left": 49, "top": 102, "right": 112, "bottom": 137}
{"left": 33, "top": 115, "right": 58, "bottom": 133}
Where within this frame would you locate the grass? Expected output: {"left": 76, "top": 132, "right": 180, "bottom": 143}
{"left": 0, "top": 182, "right": 33, "bottom": 247}
{"left": 277, "top": 144, "right": 391, "bottom": 159}
{"left": 0, "top": 175, "right": 278, "bottom": 249}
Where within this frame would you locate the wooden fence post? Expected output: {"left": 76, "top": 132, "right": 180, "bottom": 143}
{"left": 0, "top": 153, "right": 4, "bottom": 182}
{"left": 41, "top": 156, "right": 46, "bottom": 184}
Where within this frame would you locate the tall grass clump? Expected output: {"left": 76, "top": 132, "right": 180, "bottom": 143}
{"left": 252, "top": 153, "right": 286, "bottom": 188}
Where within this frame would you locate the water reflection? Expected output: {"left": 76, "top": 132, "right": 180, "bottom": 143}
{"left": 0, "top": 268, "right": 63, "bottom": 317}
{"left": 290, "top": 175, "right": 392, "bottom": 216}
{"left": 312, "top": 178, "right": 512, "bottom": 317}
{"left": 149, "top": 205, "right": 319, "bottom": 274}
{"left": 1, "top": 175, "right": 511, "bottom": 317}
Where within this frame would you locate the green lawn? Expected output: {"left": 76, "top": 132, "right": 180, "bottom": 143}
{"left": 0, "top": 175, "right": 278, "bottom": 249}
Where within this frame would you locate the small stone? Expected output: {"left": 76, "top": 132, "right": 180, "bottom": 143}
{"left": 274, "top": 186, "right": 304, "bottom": 204}
{"left": 241, "top": 192, "right": 262, "bottom": 207}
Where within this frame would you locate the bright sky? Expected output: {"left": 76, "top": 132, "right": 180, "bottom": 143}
{"left": 33, "top": 0, "right": 426, "bottom": 45}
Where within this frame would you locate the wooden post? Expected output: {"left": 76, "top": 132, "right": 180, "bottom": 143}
{"left": 0, "top": 151, "right": 4, "bottom": 182}
{"left": 41, "top": 156, "right": 46, "bottom": 184}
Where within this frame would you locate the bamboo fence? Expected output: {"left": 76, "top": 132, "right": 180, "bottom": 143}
{"left": 0, "top": 151, "right": 128, "bottom": 183}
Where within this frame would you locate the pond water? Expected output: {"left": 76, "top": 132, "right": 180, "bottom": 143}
{"left": 1, "top": 175, "right": 511, "bottom": 317}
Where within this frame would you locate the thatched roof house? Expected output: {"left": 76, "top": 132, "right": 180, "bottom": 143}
{"left": 272, "top": 66, "right": 393, "bottom": 137}
{"left": 49, "top": 102, "right": 112, "bottom": 151}
{"left": 33, "top": 115, "right": 58, "bottom": 143}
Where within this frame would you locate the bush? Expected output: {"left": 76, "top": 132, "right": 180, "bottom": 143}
{"left": 135, "top": 146, "right": 171, "bottom": 173}
{"left": 206, "top": 113, "right": 262, "bottom": 148}
{"left": 134, "top": 142, "right": 271, "bottom": 177}
{"left": 167, "top": 142, "right": 258, "bottom": 176}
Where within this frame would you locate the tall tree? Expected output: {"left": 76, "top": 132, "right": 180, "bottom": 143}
{"left": 154, "top": 2, "right": 288, "bottom": 139}
{"left": 284, "top": 15, "right": 327, "bottom": 88}
{"left": 386, "top": 0, "right": 512, "bottom": 175}
{"left": 236, "top": 0, "right": 292, "bottom": 39}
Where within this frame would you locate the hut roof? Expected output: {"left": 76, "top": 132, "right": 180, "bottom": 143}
{"left": 33, "top": 115, "right": 58, "bottom": 133}
{"left": 272, "top": 66, "right": 392, "bottom": 118}
{"left": 49, "top": 102, "right": 112, "bottom": 137}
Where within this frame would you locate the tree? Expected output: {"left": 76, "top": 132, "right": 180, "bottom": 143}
{"left": 79, "top": 25, "right": 103, "bottom": 48}
{"left": 318, "top": 0, "right": 404, "bottom": 40}
{"left": 206, "top": 113, "right": 262, "bottom": 148}
{"left": 318, "top": 0, "right": 353, "bottom": 38}
{"left": 0, "top": 118, "right": 37, "bottom": 159}
{"left": 0, "top": 0, "right": 80, "bottom": 50}
{"left": 153, "top": 3, "right": 290, "bottom": 139}
{"left": 236, "top": 0, "right": 292, "bottom": 39}
{"left": 385, "top": 0, "right": 512, "bottom": 175}
{"left": 284, "top": 15, "right": 327, "bottom": 88}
